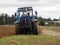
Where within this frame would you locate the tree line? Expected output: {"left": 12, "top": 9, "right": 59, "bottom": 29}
{"left": 0, "top": 13, "right": 16, "bottom": 25}
{"left": 38, "top": 16, "right": 60, "bottom": 25}
{"left": 0, "top": 13, "right": 60, "bottom": 25}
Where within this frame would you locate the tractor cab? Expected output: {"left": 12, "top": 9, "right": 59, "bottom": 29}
{"left": 15, "top": 7, "right": 37, "bottom": 22}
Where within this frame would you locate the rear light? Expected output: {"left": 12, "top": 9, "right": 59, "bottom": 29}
{"left": 24, "top": 18, "right": 26, "bottom": 24}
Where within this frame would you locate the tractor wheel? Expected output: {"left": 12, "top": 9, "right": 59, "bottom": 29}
{"left": 32, "top": 22, "right": 38, "bottom": 35}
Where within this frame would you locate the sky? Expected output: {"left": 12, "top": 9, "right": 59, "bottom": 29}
{"left": 0, "top": 0, "right": 60, "bottom": 19}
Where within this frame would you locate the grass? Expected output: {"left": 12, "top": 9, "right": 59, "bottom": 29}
{"left": 0, "top": 35, "right": 60, "bottom": 45}
{"left": 39, "top": 26, "right": 60, "bottom": 33}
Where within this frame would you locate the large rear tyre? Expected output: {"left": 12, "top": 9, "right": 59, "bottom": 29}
{"left": 32, "top": 22, "right": 38, "bottom": 35}
{"left": 15, "top": 23, "right": 31, "bottom": 34}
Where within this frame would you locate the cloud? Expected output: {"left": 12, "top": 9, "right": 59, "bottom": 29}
{"left": 0, "top": 0, "right": 60, "bottom": 7}
{"left": 15, "top": 0, "right": 38, "bottom": 2}
{"left": 0, "top": 0, "right": 60, "bottom": 18}
{"left": 14, "top": 0, "right": 60, "bottom": 7}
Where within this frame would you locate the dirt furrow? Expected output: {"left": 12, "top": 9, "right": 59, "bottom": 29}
{"left": 42, "top": 29, "right": 60, "bottom": 36}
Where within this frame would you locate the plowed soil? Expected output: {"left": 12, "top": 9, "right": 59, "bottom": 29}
{"left": 0, "top": 25, "right": 16, "bottom": 38}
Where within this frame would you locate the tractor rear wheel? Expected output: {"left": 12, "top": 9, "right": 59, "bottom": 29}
{"left": 32, "top": 22, "right": 38, "bottom": 35}
{"left": 15, "top": 23, "right": 31, "bottom": 34}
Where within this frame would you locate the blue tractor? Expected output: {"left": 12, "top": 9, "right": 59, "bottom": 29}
{"left": 15, "top": 7, "right": 38, "bottom": 35}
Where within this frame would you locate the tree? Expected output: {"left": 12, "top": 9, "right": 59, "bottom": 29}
{"left": 38, "top": 16, "right": 45, "bottom": 25}
{"left": 44, "top": 18, "right": 47, "bottom": 21}
{"left": 38, "top": 16, "right": 43, "bottom": 21}
{"left": 53, "top": 18, "right": 58, "bottom": 21}
{"left": 10, "top": 15, "right": 16, "bottom": 24}
{"left": 46, "top": 18, "right": 52, "bottom": 21}
{"left": 39, "top": 20, "right": 45, "bottom": 25}
{"left": 5, "top": 14, "right": 8, "bottom": 24}
{"left": 0, "top": 13, "right": 4, "bottom": 25}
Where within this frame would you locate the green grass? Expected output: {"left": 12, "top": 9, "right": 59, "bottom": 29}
{"left": 39, "top": 26, "right": 60, "bottom": 33}
{"left": 0, "top": 35, "right": 60, "bottom": 45}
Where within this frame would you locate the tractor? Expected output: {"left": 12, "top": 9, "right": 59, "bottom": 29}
{"left": 15, "top": 7, "right": 38, "bottom": 35}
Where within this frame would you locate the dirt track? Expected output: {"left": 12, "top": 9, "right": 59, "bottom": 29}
{"left": 41, "top": 29, "right": 60, "bottom": 36}
{"left": 38, "top": 26, "right": 60, "bottom": 36}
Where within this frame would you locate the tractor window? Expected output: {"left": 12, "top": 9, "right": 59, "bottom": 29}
{"left": 33, "top": 11, "right": 35, "bottom": 16}
{"left": 29, "top": 11, "right": 32, "bottom": 17}
{"left": 27, "top": 11, "right": 36, "bottom": 17}
{"left": 20, "top": 12, "right": 23, "bottom": 17}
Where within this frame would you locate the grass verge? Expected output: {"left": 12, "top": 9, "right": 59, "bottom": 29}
{"left": 0, "top": 35, "right": 60, "bottom": 45}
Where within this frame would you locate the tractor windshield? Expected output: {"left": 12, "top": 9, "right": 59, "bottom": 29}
{"left": 19, "top": 11, "right": 33, "bottom": 17}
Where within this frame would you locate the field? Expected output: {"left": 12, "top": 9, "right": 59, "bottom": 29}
{"left": 0, "top": 25, "right": 60, "bottom": 45}
{"left": 0, "top": 35, "right": 60, "bottom": 45}
{"left": 0, "top": 25, "right": 15, "bottom": 38}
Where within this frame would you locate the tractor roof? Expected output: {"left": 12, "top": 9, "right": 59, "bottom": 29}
{"left": 18, "top": 7, "right": 32, "bottom": 10}
{"left": 17, "top": 7, "right": 33, "bottom": 12}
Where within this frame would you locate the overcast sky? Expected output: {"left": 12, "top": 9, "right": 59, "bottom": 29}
{"left": 0, "top": 0, "right": 60, "bottom": 19}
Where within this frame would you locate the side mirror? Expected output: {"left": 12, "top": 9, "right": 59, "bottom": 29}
{"left": 35, "top": 11, "right": 37, "bottom": 19}
{"left": 15, "top": 13, "right": 16, "bottom": 16}
{"left": 35, "top": 11, "right": 37, "bottom": 15}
